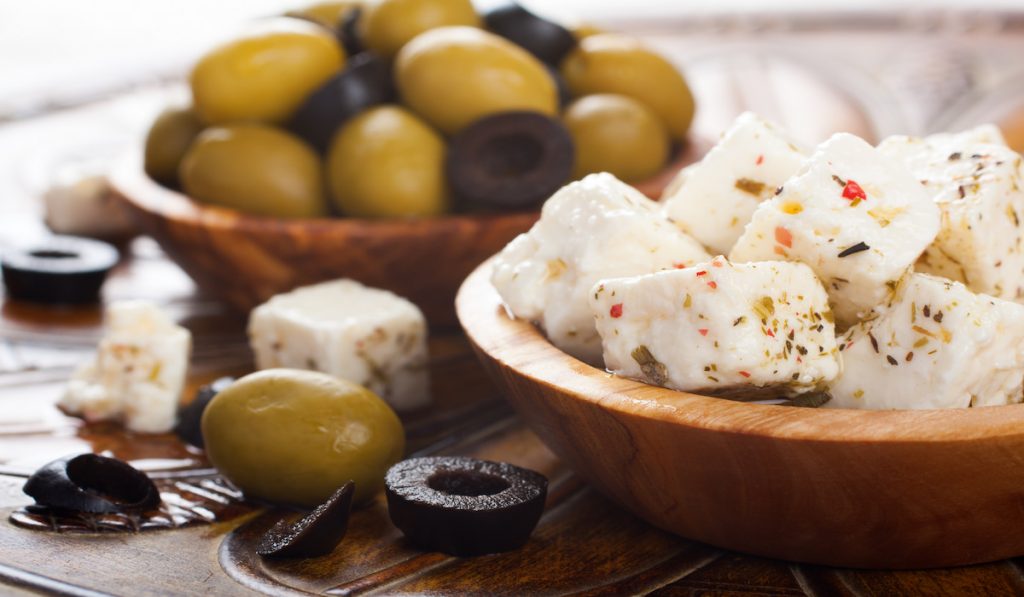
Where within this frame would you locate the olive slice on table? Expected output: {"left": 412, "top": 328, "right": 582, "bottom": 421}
{"left": 1, "top": 236, "right": 118, "bottom": 305}
{"left": 23, "top": 454, "right": 160, "bottom": 514}
{"left": 257, "top": 481, "right": 356, "bottom": 559}
{"left": 483, "top": 3, "right": 577, "bottom": 66}
{"left": 446, "top": 111, "right": 574, "bottom": 210}
{"left": 385, "top": 457, "right": 548, "bottom": 557}
{"left": 174, "top": 376, "right": 234, "bottom": 449}
{"left": 288, "top": 52, "right": 394, "bottom": 154}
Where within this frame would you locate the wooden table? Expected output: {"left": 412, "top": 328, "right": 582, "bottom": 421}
{"left": 6, "top": 238, "right": 1024, "bottom": 596}
{"left": 3, "top": 10, "right": 1024, "bottom": 595}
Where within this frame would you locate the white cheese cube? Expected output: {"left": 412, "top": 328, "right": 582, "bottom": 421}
{"left": 248, "top": 279, "right": 430, "bottom": 411}
{"left": 589, "top": 257, "right": 840, "bottom": 396}
{"left": 61, "top": 301, "right": 192, "bottom": 433}
{"left": 43, "top": 174, "right": 136, "bottom": 239}
{"left": 829, "top": 273, "right": 1024, "bottom": 409}
{"left": 662, "top": 112, "right": 806, "bottom": 255}
{"left": 922, "top": 123, "right": 1007, "bottom": 147}
{"left": 491, "top": 173, "right": 712, "bottom": 364}
{"left": 730, "top": 133, "right": 940, "bottom": 327}
{"left": 878, "top": 127, "right": 1024, "bottom": 301}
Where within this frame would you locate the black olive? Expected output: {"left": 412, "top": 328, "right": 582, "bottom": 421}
{"left": 483, "top": 3, "right": 576, "bottom": 66}
{"left": 257, "top": 481, "right": 355, "bottom": 559}
{"left": 337, "top": 7, "right": 364, "bottom": 57}
{"left": 385, "top": 457, "right": 547, "bottom": 557}
{"left": 1, "top": 236, "right": 118, "bottom": 305}
{"left": 174, "top": 377, "right": 234, "bottom": 449}
{"left": 547, "top": 65, "right": 572, "bottom": 109}
{"left": 446, "top": 111, "right": 574, "bottom": 211}
{"left": 287, "top": 52, "right": 393, "bottom": 154}
{"left": 23, "top": 454, "right": 160, "bottom": 514}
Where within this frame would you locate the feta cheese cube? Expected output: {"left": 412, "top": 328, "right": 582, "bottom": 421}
{"left": 662, "top": 112, "right": 806, "bottom": 255}
{"left": 43, "top": 174, "right": 136, "bottom": 239}
{"left": 878, "top": 127, "right": 1024, "bottom": 300}
{"left": 921, "top": 123, "right": 1007, "bottom": 147}
{"left": 589, "top": 257, "right": 840, "bottom": 396}
{"left": 61, "top": 301, "right": 192, "bottom": 433}
{"left": 730, "top": 133, "right": 940, "bottom": 327}
{"left": 491, "top": 173, "right": 712, "bottom": 364}
{"left": 248, "top": 279, "right": 430, "bottom": 411}
{"left": 829, "top": 273, "right": 1024, "bottom": 409}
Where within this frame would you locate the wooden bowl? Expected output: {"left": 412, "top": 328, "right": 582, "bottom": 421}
{"left": 456, "top": 259, "right": 1024, "bottom": 569}
{"left": 109, "top": 149, "right": 700, "bottom": 326}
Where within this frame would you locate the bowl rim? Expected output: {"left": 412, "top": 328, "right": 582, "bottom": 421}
{"left": 108, "top": 144, "right": 692, "bottom": 235}
{"left": 457, "top": 257, "right": 1024, "bottom": 444}
{"left": 107, "top": 153, "right": 541, "bottom": 234}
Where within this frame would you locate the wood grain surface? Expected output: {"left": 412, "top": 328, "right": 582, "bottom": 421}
{"left": 457, "top": 259, "right": 1024, "bottom": 570}
{"left": 1, "top": 226, "right": 1024, "bottom": 595}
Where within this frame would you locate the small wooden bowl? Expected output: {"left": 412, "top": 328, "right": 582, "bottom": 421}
{"left": 109, "top": 149, "right": 698, "bottom": 326}
{"left": 457, "top": 259, "right": 1024, "bottom": 569}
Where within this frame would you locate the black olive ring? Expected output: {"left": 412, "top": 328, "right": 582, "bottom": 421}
{"left": 1, "top": 236, "right": 118, "bottom": 305}
{"left": 385, "top": 456, "right": 548, "bottom": 557}
{"left": 23, "top": 454, "right": 161, "bottom": 514}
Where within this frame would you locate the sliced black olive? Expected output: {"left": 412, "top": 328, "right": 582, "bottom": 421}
{"left": 23, "top": 454, "right": 160, "bottom": 513}
{"left": 337, "top": 7, "right": 364, "bottom": 57}
{"left": 174, "top": 376, "right": 234, "bottom": 449}
{"left": 287, "top": 52, "right": 393, "bottom": 154}
{"left": 446, "top": 111, "right": 574, "bottom": 211}
{"left": 385, "top": 456, "right": 547, "bottom": 557}
{"left": 1, "top": 236, "right": 118, "bottom": 305}
{"left": 257, "top": 481, "right": 355, "bottom": 559}
{"left": 483, "top": 3, "right": 576, "bottom": 66}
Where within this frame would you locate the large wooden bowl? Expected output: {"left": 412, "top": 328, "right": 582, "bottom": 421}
{"left": 456, "top": 259, "right": 1024, "bottom": 569}
{"left": 109, "top": 150, "right": 697, "bottom": 326}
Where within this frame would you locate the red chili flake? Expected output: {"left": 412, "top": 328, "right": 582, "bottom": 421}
{"left": 610, "top": 303, "right": 623, "bottom": 318}
{"left": 712, "top": 260, "right": 724, "bottom": 267}
{"left": 696, "top": 270, "right": 708, "bottom": 277}
{"left": 698, "top": 328, "right": 709, "bottom": 336}
{"left": 774, "top": 226, "right": 793, "bottom": 248}
{"left": 707, "top": 281, "right": 718, "bottom": 289}
{"left": 842, "top": 180, "right": 867, "bottom": 201}
{"left": 673, "top": 263, "right": 687, "bottom": 269}
{"left": 764, "top": 328, "right": 775, "bottom": 338}
{"left": 739, "top": 370, "right": 751, "bottom": 378}
{"left": 756, "top": 155, "right": 764, "bottom": 165}
{"left": 774, "top": 246, "right": 787, "bottom": 256}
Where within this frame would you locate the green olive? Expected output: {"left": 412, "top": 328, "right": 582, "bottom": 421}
{"left": 360, "top": 0, "right": 479, "bottom": 58}
{"left": 286, "top": 1, "right": 361, "bottom": 30}
{"left": 326, "top": 105, "right": 448, "bottom": 217}
{"left": 395, "top": 26, "right": 557, "bottom": 135}
{"left": 180, "top": 124, "right": 328, "bottom": 218}
{"left": 144, "top": 106, "right": 204, "bottom": 187}
{"left": 201, "top": 369, "right": 405, "bottom": 507}
{"left": 190, "top": 19, "right": 345, "bottom": 125}
{"left": 560, "top": 33, "right": 695, "bottom": 141}
{"left": 564, "top": 94, "right": 669, "bottom": 182}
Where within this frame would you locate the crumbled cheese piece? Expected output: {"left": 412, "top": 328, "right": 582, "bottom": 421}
{"left": 589, "top": 257, "right": 839, "bottom": 396}
{"left": 878, "top": 125, "right": 1024, "bottom": 301}
{"left": 491, "top": 172, "right": 712, "bottom": 364}
{"left": 61, "top": 301, "right": 191, "bottom": 433}
{"left": 43, "top": 174, "right": 136, "bottom": 239}
{"left": 663, "top": 112, "right": 806, "bottom": 255}
{"left": 730, "top": 132, "right": 940, "bottom": 327}
{"left": 248, "top": 279, "right": 430, "bottom": 411}
{"left": 829, "top": 273, "right": 1024, "bottom": 409}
